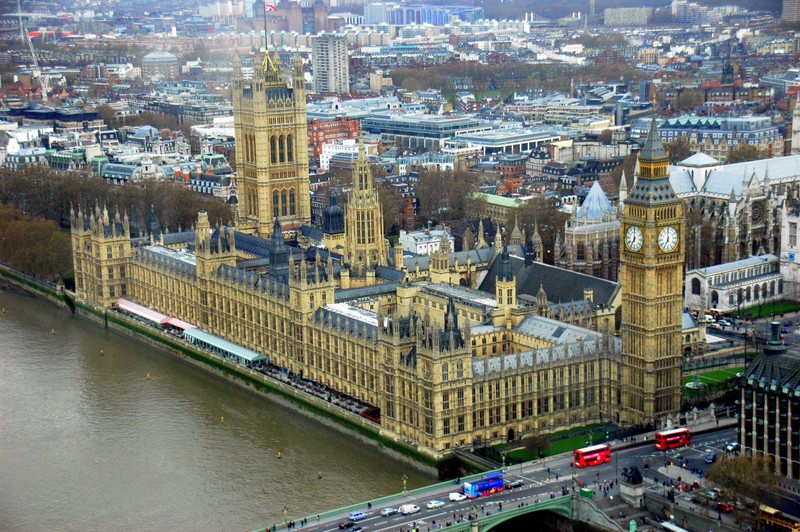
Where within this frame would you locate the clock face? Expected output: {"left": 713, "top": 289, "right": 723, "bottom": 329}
{"left": 625, "top": 226, "right": 643, "bottom": 252}
{"left": 658, "top": 226, "right": 679, "bottom": 252}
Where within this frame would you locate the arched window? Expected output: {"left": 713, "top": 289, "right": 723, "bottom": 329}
{"left": 273, "top": 191, "right": 279, "bottom": 218}
{"left": 287, "top": 134, "right": 294, "bottom": 162}
{"left": 281, "top": 190, "right": 287, "bottom": 216}
{"left": 729, "top": 293, "right": 735, "bottom": 305}
{"left": 711, "top": 291, "right": 719, "bottom": 306}
{"left": 278, "top": 136, "right": 285, "bottom": 163}
{"left": 745, "top": 287, "right": 751, "bottom": 301}
{"left": 442, "top": 363, "right": 449, "bottom": 383}
{"left": 754, "top": 285, "right": 760, "bottom": 300}
{"left": 270, "top": 136, "right": 277, "bottom": 164}
{"left": 691, "top": 278, "right": 701, "bottom": 295}
{"left": 289, "top": 189, "right": 296, "bottom": 216}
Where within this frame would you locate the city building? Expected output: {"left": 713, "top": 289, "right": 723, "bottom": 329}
{"left": 738, "top": 322, "right": 800, "bottom": 479}
{"left": 307, "top": 118, "right": 360, "bottom": 168}
{"left": 398, "top": 229, "right": 455, "bottom": 256}
{"left": 555, "top": 179, "right": 622, "bottom": 282}
{"left": 603, "top": 7, "right": 652, "bottom": 26}
{"left": 684, "top": 254, "right": 783, "bottom": 315}
{"left": 141, "top": 51, "right": 180, "bottom": 81}
{"left": 232, "top": 52, "right": 311, "bottom": 238}
{"left": 620, "top": 117, "right": 685, "bottom": 426}
{"left": 312, "top": 34, "right": 350, "bottom": 95}
{"left": 69, "top": 54, "right": 693, "bottom": 458}
{"left": 782, "top": 0, "right": 800, "bottom": 23}
{"left": 362, "top": 113, "right": 489, "bottom": 150}
{"left": 630, "top": 116, "right": 783, "bottom": 164}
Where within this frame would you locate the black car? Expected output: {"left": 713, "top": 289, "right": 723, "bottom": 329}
{"left": 505, "top": 480, "right": 524, "bottom": 489}
{"left": 705, "top": 453, "right": 717, "bottom": 464}
{"left": 339, "top": 519, "right": 356, "bottom": 529}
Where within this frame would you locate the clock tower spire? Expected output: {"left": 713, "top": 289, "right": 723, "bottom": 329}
{"left": 620, "top": 116, "right": 685, "bottom": 427}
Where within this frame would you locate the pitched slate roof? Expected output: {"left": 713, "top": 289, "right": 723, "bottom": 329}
{"left": 479, "top": 253, "right": 618, "bottom": 309}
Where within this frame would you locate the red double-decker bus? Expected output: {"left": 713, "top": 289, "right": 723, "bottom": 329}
{"left": 574, "top": 444, "right": 612, "bottom": 468}
{"left": 654, "top": 428, "right": 691, "bottom": 450}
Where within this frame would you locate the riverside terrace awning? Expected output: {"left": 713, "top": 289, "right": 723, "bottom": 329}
{"left": 116, "top": 298, "right": 168, "bottom": 326}
{"left": 164, "top": 317, "right": 196, "bottom": 331}
{"left": 183, "top": 328, "right": 268, "bottom": 367}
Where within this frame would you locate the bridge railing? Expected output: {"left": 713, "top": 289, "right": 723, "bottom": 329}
{"left": 253, "top": 467, "right": 510, "bottom": 532}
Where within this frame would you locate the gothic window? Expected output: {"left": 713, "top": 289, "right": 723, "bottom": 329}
{"left": 456, "top": 361, "right": 463, "bottom": 379}
{"left": 289, "top": 189, "right": 296, "bottom": 216}
{"left": 287, "top": 134, "right": 294, "bottom": 162}
{"left": 273, "top": 191, "right": 279, "bottom": 218}
{"left": 443, "top": 418, "right": 451, "bottom": 435}
{"left": 119, "top": 244, "right": 124, "bottom": 256}
{"left": 442, "top": 363, "right": 449, "bottom": 382}
{"left": 106, "top": 246, "right": 112, "bottom": 259}
{"left": 278, "top": 136, "right": 285, "bottom": 163}
{"left": 281, "top": 190, "right": 287, "bottom": 216}
{"left": 443, "top": 392, "right": 450, "bottom": 411}
{"left": 270, "top": 136, "right": 277, "bottom": 164}
{"left": 691, "top": 278, "right": 701, "bottom": 295}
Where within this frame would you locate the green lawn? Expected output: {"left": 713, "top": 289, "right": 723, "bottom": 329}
{"left": 505, "top": 423, "right": 608, "bottom": 462}
{"left": 730, "top": 300, "right": 800, "bottom": 319}
{"left": 682, "top": 367, "right": 743, "bottom": 387}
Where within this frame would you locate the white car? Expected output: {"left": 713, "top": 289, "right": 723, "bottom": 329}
{"left": 380, "top": 507, "right": 398, "bottom": 517}
{"left": 448, "top": 492, "right": 467, "bottom": 502}
{"left": 426, "top": 500, "right": 445, "bottom": 509}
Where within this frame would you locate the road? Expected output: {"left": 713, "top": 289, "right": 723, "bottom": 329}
{"left": 294, "top": 426, "right": 800, "bottom": 532}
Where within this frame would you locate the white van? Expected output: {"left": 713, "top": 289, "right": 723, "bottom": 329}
{"left": 399, "top": 504, "right": 420, "bottom": 515}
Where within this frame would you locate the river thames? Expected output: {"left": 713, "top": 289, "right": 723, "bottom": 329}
{"left": 0, "top": 286, "right": 435, "bottom": 531}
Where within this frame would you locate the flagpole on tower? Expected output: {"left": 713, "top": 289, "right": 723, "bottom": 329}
{"left": 263, "top": 1, "right": 268, "bottom": 52}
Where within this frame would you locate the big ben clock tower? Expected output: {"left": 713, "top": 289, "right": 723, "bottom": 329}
{"left": 620, "top": 117, "right": 685, "bottom": 427}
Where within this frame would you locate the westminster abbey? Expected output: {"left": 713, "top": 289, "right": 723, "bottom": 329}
{"left": 70, "top": 52, "right": 685, "bottom": 458}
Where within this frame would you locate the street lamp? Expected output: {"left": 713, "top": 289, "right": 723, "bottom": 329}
{"left": 402, "top": 474, "right": 408, "bottom": 496}
{"left": 283, "top": 506, "right": 288, "bottom": 525}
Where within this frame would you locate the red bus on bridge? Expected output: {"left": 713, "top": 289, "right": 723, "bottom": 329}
{"left": 654, "top": 428, "right": 691, "bottom": 450}
{"left": 573, "top": 444, "right": 611, "bottom": 468}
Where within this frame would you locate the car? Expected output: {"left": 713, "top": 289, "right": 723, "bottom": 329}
{"left": 448, "top": 492, "right": 467, "bottom": 502}
{"left": 505, "top": 480, "right": 524, "bottom": 490}
{"left": 348, "top": 511, "right": 366, "bottom": 522}
{"left": 718, "top": 319, "right": 732, "bottom": 327}
{"left": 351, "top": 527, "right": 363, "bottom": 532}
{"left": 713, "top": 502, "right": 735, "bottom": 513}
{"left": 726, "top": 442, "right": 741, "bottom": 453}
{"left": 338, "top": 519, "right": 356, "bottom": 529}
{"left": 708, "top": 322, "right": 722, "bottom": 329}
{"left": 380, "top": 507, "right": 398, "bottom": 517}
{"left": 704, "top": 490, "right": 719, "bottom": 501}
{"left": 705, "top": 453, "right": 717, "bottom": 464}
{"left": 426, "top": 500, "right": 445, "bottom": 509}
{"left": 399, "top": 504, "right": 420, "bottom": 515}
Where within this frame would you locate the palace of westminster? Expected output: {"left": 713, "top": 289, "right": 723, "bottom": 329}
{"left": 71, "top": 52, "right": 693, "bottom": 458}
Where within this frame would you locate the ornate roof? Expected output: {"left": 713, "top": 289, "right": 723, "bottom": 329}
{"left": 575, "top": 180, "right": 613, "bottom": 221}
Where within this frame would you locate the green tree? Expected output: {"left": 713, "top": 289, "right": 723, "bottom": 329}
{"left": 514, "top": 195, "right": 569, "bottom": 265}
{"left": 727, "top": 144, "right": 764, "bottom": 164}
{"left": 598, "top": 129, "right": 613, "bottom": 145}
{"left": 705, "top": 454, "right": 780, "bottom": 510}
{"left": 665, "top": 136, "right": 693, "bottom": 164}
{"left": 415, "top": 169, "right": 480, "bottom": 222}
{"left": 523, "top": 433, "right": 550, "bottom": 458}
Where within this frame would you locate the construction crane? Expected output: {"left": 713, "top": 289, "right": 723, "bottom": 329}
{"left": 18, "top": 0, "right": 48, "bottom": 101}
